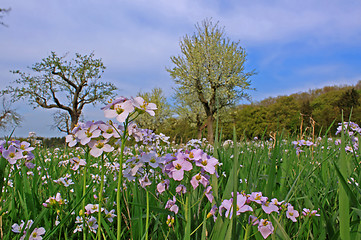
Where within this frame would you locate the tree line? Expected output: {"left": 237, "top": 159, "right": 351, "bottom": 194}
{"left": 145, "top": 82, "right": 361, "bottom": 143}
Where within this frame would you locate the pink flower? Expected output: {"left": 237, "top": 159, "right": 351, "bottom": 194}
{"left": 286, "top": 205, "right": 299, "bottom": 222}
{"left": 70, "top": 157, "right": 86, "bottom": 171}
{"left": 29, "top": 227, "right": 46, "bottom": 240}
{"left": 166, "top": 215, "right": 175, "bottom": 227}
{"left": 139, "top": 175, "right": 152, "bottom": 188}
{"left": 302, "top": 208, "right": 320, "bottom": 217}
{"left": 207, "top": 205, "right": 218, "bottom": 221}
{"left": 85, "top": 204, "right": 104, "bottom": 214}
{"left": 258, "top": 219, "right": 274, "bottom": 239}
{"left": 89, "top": 140, "right": 114, "bottom": 157}
{"left": 188, "top": 149, "right": 204, "bottom": 161}
{"left": 170, "top": 157, "right": 193, "bottom": 181}
{"left": 165, "top": 196, "right": 179, "bottom": 214}
{"left": 204, "top": 186, "right": 214, "bottom": 203}
{"left": 104, "top": 209, "right": 116, "bottom": 222}
{"left": 195, "top": 154, "right": 218, "bottom": 174}
{"left": 249, "top": 215, "right": 259, "bottom": 226}
{"left": 103, "top": 98, "right": 134, "bottom": 123}
{"left": 235, "top": 193, "right": 253, "bottom": 214}
{"left": 248, "top": 192, "right": 268, "bottom": 204}
{"left": 17, "top": 141, "right": 35, "bottom": 152}
{"left": 190, "top": 173, "right": 209, "bottom": 189}
{"left": 219, "top": 199, "right": 233, "bottom": 218}
{"left": 270, "top": 198, "right": 284, "bottom": 206}
{"left": 99, "top": 123, "right": 120, "bottom": 139}
{"left": 65, "top": 134, "right": 78, "bottom": 147}
{"left": 176, "top": 184, "right": 187, "bottom": 194}
{"left": 43, "top": 193, "right": 65, "bottom": 207}
{"left": 219, "top": 193, "right": 252, "bottom": 218}
{"left": 261, "top": 201, "right": 279, "bottom": 214}
{"left": 157, "top": 179, "right": 170, "bottom": 194}
{"left": 76, "top": 122, "right": 101, "bottom": 145}
{"left": 132, "top": 97, "right": 157, "bottom": 116}
{"left": 2, "top": 145, "right": 22, "bottom": 164}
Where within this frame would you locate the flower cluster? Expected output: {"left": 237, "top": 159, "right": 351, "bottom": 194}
{"left": 291, "top": 139, "right": 314, "bottom": 155}
{"left": 65, "top": 121, "right": 117, "bottom": 157}
{"left": 73, "top": 204, "right": 116, "bottom": 234}
{"left": 0, "top": 140, "right": 35, "bottom": 167}
{"left": 12, "top": 219, "right": 46, "bottom": 240}
{"left": 43, "top": 192, "right": 66, "bottom": 208}
{"left": 335, "top": 121, "right": 361, "bottom": 152}
{"left": 158, "top": 149, "right": 219, "bottom": 213}
{"left": 66, "top": 96, "right": 157, "bottom": 157}
{"left": 218, "top": 191, "right": 316, "bottom": 239}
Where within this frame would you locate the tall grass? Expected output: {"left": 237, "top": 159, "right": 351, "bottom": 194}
{"left": 1, "top": 122, "right": 360, "bottom": 239}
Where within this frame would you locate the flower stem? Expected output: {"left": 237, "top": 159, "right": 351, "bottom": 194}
{"left": 145, "top": 190, "right": 149, "bottom": 240}
{"left": 117, "top": 122, "right": 128, "bottom": 240}
{"left": 82, "top": 147, "right": 89, "bottom": 240}
{"left": 97, "top": 153, "right": 105, "bottom": 240}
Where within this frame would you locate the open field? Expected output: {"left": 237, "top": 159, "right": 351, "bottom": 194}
{"left": 1, "top": 116, "right": 360, "bottom": 239}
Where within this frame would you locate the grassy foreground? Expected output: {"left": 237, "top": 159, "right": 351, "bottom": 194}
{"left": 1, "top": 113, "right": 360, "bottom": 239}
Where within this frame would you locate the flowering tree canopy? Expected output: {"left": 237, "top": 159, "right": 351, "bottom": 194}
{"left": 135, "top": 88, "right": 171, "bottom": 132}
{"left": 2, "top": 52, "right": 117, "bottom": 133}
{"left": 168, "top": 19, "right": 255, "bottom": 143}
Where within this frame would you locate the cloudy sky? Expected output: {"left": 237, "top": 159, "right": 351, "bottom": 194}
{"left": 1, "top": 0, "right": 361, "bottom": 137}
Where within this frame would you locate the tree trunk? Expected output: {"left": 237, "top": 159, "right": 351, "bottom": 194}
{"left": 70, "top": 111, "right": 79, "bottom": 131}
{"left": 206, "top": 115, "right": 215, "bottom": 144}
{"left": 197, "top": 127, "right": 202, "bottom": 140}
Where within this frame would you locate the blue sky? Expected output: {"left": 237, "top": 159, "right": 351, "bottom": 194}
{"left": 1, "top": 0, "right": 361, "bottom": 137}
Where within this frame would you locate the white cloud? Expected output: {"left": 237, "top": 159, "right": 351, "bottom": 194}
{"left": 1, "top": 0, "right": 361, "bottom": 136}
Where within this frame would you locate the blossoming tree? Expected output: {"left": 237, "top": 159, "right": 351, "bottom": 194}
{"left": 168, "top": 19, "right": 255, "bottom": 143}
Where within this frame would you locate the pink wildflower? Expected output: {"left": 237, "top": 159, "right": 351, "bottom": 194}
{"left": 286, "top": 205, "right": 299, "bottom": 222}
{"left": 190, "top": 173, "right": 209, "bottom": 189}
{"left": 165, "top": 196, "right": 179, "bottom": 214}
{"left": 261, "top": 201, "right": 279, "bottom": 214}
{"left": 176, "top": 184, "right": 187, "bottom": 194}
{"left": 258, "top": 219, "right": 274, "bottom": 239}
{"left": 157, "top": 179, "right": 170, "bottom": 194}
{"left": 170, "top": 157, "right": 192, "bottom": 181}
{"left": 132, "top": 96, "right": 157, "bottom": 116}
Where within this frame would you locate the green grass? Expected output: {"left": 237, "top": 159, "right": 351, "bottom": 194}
{"left": 0, "top": 127, "right": 360, "bottom": 239}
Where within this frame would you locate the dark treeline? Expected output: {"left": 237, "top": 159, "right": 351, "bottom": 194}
{"left": 159, "top": 81, "right": 361, "bottom": 143}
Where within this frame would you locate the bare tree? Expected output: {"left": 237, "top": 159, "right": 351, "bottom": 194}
{"left": 0, "top": 97, "right": 21, "bottom": 129}
{"left": 2, "top": 52, "right": 117, "bottom": 131}
{"left": 0, "top": 8, "right": 11, "bottom": 27}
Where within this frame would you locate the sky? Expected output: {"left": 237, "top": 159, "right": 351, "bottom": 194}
{"left": 1, "top": 0, "right": 361, "bottom": 138}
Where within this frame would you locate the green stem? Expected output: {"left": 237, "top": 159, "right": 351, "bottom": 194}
{"left": 184, "top": 196, "right": 191, "bottom": 240}
{"left": 82, "top": 148, "right": 89, "bottom": 240}
{"left": 117, "top": 122, "right": 128, "bottom": 240}
{"left": 339, "top": 120, "right": 350, "bottom": 240}
{"left": 0, "top": 157, "right": 8, "bottom": 201}
{"left": 97, "top": 153, "right": 105, "bottom": 240}
{"left": 145, "top": 190, "right": 149, "bottom": 240}
{"left": 244, "top": 224, "right": 250, "bottom": 240}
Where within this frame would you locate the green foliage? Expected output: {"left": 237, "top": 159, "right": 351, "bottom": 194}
{"left": 173, "top": 87, "right": 207, "bottom": 139}
{"left": 2, "top": 125, "right": 361, "bottom": 239}
{"left": 135, "top": 88, "right": 172, "bottom": 132}
{"left": 168, "top": 18, "right": 255, "bottom": 143}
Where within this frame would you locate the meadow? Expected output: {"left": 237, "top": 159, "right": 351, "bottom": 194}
{"left": 0, "top": 96, "right": 360, "bottom": 240}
